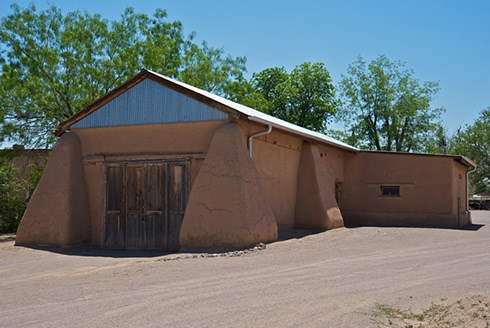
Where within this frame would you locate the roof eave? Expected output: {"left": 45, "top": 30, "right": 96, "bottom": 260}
{"left": 456, "top": 156, "right": 477, "bottom": 170}
{"left": 54, "top": 70, "right": 149, "bottom": 136}
{"left": 359, "top": 150, "right": 477, "bottom": 170}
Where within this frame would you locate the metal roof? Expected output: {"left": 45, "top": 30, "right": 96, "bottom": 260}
{"left": 56, "top": 69, "right": 358, "bottom": 152}
{"left": 144, "top": 70, "right": 359, "bottom": 152}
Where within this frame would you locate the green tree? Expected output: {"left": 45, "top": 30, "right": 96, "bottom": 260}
{"left": 424, "top": 124, "right": 449, "bottom": 154}
{"left": 0, "top": 4, "right": 247, "bottom": 148}
{"left": 449, "top": 108, "right": 490, "bottom": 193}
{"left": 250, "top": 62, "right": 337, "bottom": 132}
{"left": 339, "top": 55, "right": 443, "bottom": 152}
{"left": 250, "top": 67, "right": 288, "bottom": 116}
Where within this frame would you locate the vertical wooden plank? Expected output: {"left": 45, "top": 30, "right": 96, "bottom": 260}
{"left": 145, "top": 163, "right": 167, "bottom": 249}
{"left": 167, "top": 162, "right": 188, "bottom": 250}
{"left": 126, "top": 164, "right": 146, "bottom": 249}
{"left": 107, "top": 166, "right": 123, "bottom": 211}
{"left": 105, "top": 165, "right": 125, "bottom": 248}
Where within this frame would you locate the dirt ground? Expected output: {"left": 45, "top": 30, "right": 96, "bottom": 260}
{"left": 1, "top": 211, "right": 489, "bottom": 328}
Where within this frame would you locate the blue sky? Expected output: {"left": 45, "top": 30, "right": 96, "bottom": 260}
{"left": 1, "top": 0, "right": 489, "bottom": 134}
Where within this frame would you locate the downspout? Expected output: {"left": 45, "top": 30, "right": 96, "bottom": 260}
{"left": 247, "top": 122, "right": 272, "bottom": 159}
{"left": 466, "top": 165, "right": 477, "bottom": 224}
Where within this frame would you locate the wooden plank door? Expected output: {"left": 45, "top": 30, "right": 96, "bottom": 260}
{"left": 105, "top": 160, "right": 188, "bottom": 250}
{"left": 105, "top": 164, "right": 125, "bottom": 248}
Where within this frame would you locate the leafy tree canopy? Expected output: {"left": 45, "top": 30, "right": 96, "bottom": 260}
{"left": 0, "top": 4, "right": 247, "bottom": 148}
{"left": 449, "top": 108, "right": 490, "bottom": 193}
{"left": 247, "top": 62, "right": 337, "bottom": 132}
{"left": 339, "top": 55, "right": 443, "bottom": 152}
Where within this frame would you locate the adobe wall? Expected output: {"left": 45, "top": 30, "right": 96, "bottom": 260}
{"left": 68, "top": 118, "right": 347, "bottom": 247}
{"left": 15, "top": 133, "right": 90, "bottom": 247}
{"left": 249, "top": 129, "right": 302, "bottom": 229}
{"left": 72, "top": 120, "right": 226, "bottom": 246}
{"left": 317, "top": 143, "right": 345, "bottom": 191}
{"left": 180, "top": 122, "right": 277, "bottom": 248}
{"left": 342, "top": 151, "right": 463, "bottom": 228}
{"left": 73, "top": 120, "right": 226, "bottom": 156}
{"left": 295, "top": 143, "right": 344, "bottom": 229}
{"left": 236, "top": 120, "right": 346, "bottom": 229}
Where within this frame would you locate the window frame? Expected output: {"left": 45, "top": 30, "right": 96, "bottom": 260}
{"left": 380, "top": 185, "right": 401, "bottom": 197}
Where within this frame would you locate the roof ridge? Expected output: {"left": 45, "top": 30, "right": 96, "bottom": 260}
{"left": 55, "top": 69, "right": 358, "bottom": 152}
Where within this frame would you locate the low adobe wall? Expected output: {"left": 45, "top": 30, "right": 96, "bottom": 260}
{"left": 342, "top": 151, "right": 469, "bottom": 228}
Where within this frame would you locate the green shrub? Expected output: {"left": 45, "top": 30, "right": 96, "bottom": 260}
{"left": 0, "top": 162, "right": 27, "bottom": 233}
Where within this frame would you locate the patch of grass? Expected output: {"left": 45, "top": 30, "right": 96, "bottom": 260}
{"left": 375, "top": 304, "right": 412, "bottom": 320}
{"left": 422, "top": 303, "right": 450, "bottom": 319}
{"left": 372, "top": 302, "right": 450, "bottom": 328}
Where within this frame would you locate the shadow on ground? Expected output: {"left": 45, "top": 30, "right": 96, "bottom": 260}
{"left": 11, "top": 228, "right": 325, "bottom": 258}
{"left": 344, "top": 223, "right": 485, "bottom": 231}
{"left": 20, "top": 244, "right": 174, "bottom": 258}
{"left": 459, "top": 223, "right": 485, "bottom": 231}
{"left": 10, "top": 222, "right": 484, "bottom": 258}
{"left": 277, "top": 228, "right": 326, "bottom": 241}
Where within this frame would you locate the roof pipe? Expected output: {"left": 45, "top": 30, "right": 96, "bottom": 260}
{"left": 247, "top": 123, "right": 272, "bottom": 159}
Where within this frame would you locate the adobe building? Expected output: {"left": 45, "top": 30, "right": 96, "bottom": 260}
{"left": 15, "top": 70, "right": 476, "bottom": 250}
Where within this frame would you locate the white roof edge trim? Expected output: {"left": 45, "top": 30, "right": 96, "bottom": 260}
{"left": 145, "top": 69, "right": 359, "bottom": 152}
{"left": 459, "top": 156, "right": 477, "bottom": 169}
{"left": 247, "top": 116, "right": 358, "bottom": 152}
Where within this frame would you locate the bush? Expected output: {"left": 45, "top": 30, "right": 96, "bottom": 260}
{"left": 0, "top": 162, "right": 27, "bottom": 233}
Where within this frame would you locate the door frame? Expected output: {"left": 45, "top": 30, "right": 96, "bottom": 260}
{"left": 102, "top": 157, "right": 190, "bottom": 250}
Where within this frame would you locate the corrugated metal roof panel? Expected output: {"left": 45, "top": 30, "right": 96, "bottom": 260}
{"left": 72, "top": 78, "right": 227, "bottom": 129}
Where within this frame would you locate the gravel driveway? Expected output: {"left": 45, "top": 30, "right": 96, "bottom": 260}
{"left": 1, "top": 211, "right": 489, "bottom": 327}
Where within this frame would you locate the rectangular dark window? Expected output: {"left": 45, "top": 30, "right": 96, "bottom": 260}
{"left": 380, "top": 185, "right": 400, "bottom": 197}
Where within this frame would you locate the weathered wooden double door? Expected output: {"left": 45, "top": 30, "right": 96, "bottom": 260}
{"left": 105, "top": 160, "right": 189, "bottom": 250}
